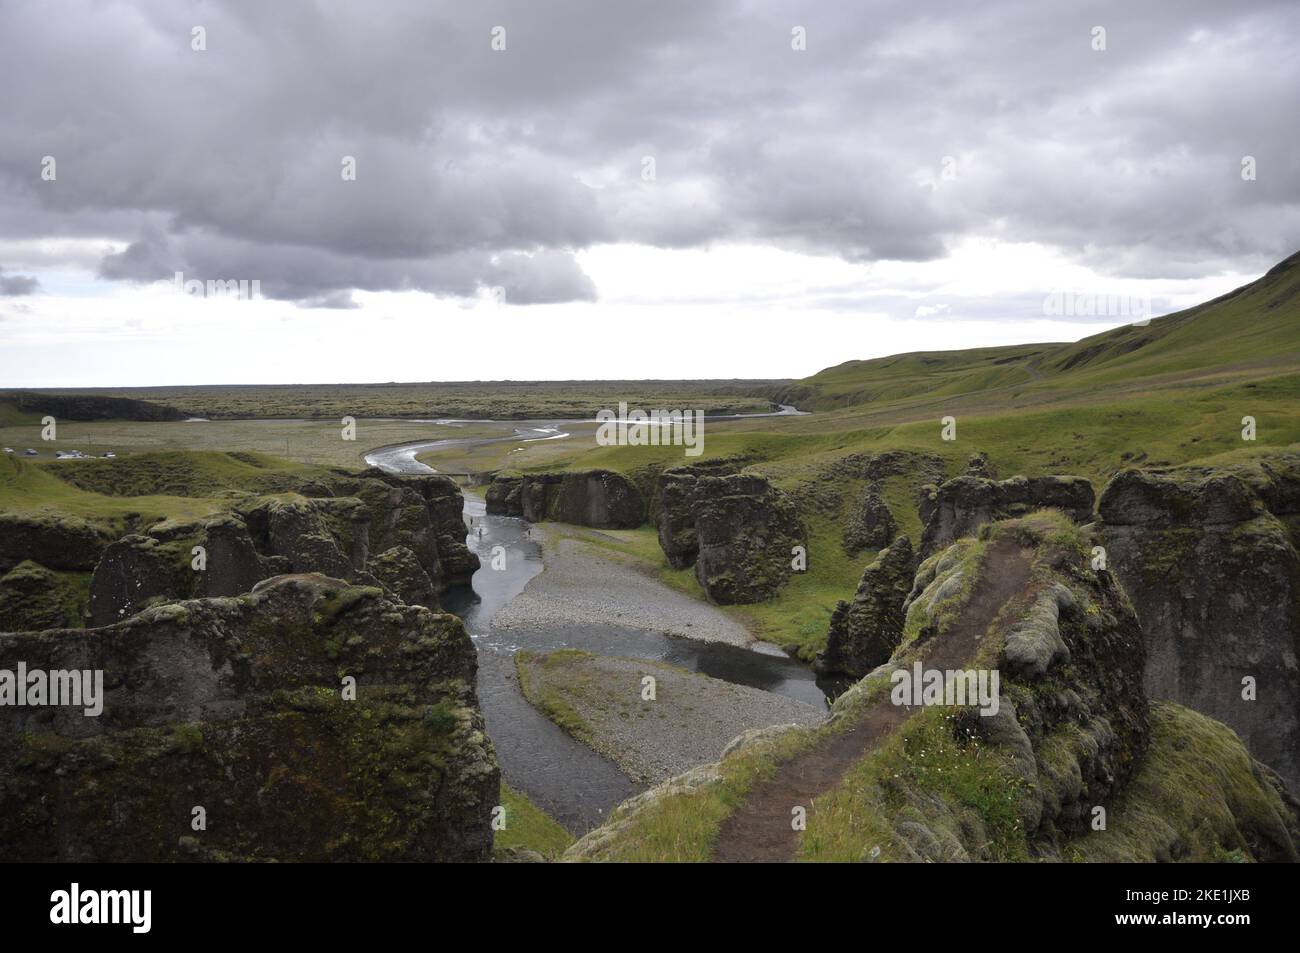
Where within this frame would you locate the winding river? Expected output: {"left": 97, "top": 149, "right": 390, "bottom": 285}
{"left": 369, "top": 405, "right": 824, "bottom": 833}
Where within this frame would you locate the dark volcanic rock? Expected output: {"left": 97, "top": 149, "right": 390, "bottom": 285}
{"left": 89, "top": 535, "right": 191, "bottom": 627}
{"left": 653, "top": 468, "right": 805, "bottom": 602}
{"left": 522, "top": 474, "right": 562, "bottom": 522}
{"left": 369, "top": 545, "right": 440, "bottom": 609}
{"left": 816, "top": 536, "right": 914, "bottom": 678}
{"left": 83, "top": 471, "right": 478, "bottom": 627}
{"left": 964, "top": 452, "right": 997, "bottom": 479}
{"left": 692, "top": 474, "right": 805, "bottom": 604}
{"left": 842, "top": 484, "right": 897, "bottom": 554}
{"left": 0, "top": 573, "right": 497, "bottom": 862}
{"left": 241, "top": 497, "right": 363, "bottom": 581}
{"left": 655, "top": 469, "right": 705, "bottom": 569}
{"left": 194, "top": 514, "right": 273, "bottom": 598}
{"left": 0, "top": 513, "right": 112, "bottom": 574}
{"left": 0, "top": 561, "right": 85, "bottom": 631}
{"left": 1100, "top": 456, "right": 1300, "bottom": 791}
{"left": 549, "top": 470, "right": 645, "bottom": 528}
{"left": 919, "top": 474, "right": 1095, "bottom": 557}
{"left": 484, "top": 470, "right": 645, "bottom": 529}
{"left": 485, "top": 475, "right": 523, "bottom": 516}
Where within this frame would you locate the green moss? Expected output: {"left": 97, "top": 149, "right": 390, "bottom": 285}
{"left": 515, "top": 650, "right": 595, "bottom": 743}
{"left": 494, "top": 783, "right": 574, "bottom": 860}
{"left": 1067, "top": 702, "right": 1299, "bottom": 863}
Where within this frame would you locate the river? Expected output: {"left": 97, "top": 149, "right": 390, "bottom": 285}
{"left": 370, "top": 405, "right": 826, "bottom": 834}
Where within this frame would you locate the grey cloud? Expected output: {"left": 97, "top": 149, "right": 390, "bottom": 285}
{"left": 0, "top": 266, "right": 40, "bottom": 295}
{"left": 0, "top": 0, "right": 1297, "bottom": 304}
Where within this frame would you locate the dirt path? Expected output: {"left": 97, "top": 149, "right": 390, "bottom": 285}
{"left": 711, "top": 538, "right": 1034, "bottom": 863}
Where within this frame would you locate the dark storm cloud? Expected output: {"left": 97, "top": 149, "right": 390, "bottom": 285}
{"left": 0, "top": 266, "right": 41, "bottom": 296}
{"left": 0, "top": 0, "right": 1296, "bottom": 306}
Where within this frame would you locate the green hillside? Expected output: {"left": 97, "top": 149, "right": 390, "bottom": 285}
{"left": 793, "top": 250, "right": 1300, "bottom": 416}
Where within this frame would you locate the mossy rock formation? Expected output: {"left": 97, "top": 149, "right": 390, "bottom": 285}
{"left": 485, "top": 469, "right": 646, "bottom": 529}
{"left": 1100, "top": 453, "right": 1300, "bottom": 793}
{"left": 918, "top": 473, "right": 1095, "bottom": 557}
{"left": 78, "top": 468, "right": 479, "bottom": 628}
{"left": 815, "top": 536, "right": 914, "bottom": 679}
{"left": 0, "top": 573, "right": 497, "bottom": 861}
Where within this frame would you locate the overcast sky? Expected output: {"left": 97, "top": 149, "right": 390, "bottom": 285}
{"left": 1, "top": 0, "right": 1297, "bottom": 387}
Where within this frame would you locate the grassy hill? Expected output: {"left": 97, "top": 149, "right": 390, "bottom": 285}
{"left": 791, "top": 250, "right": 1300, "bottom": 416}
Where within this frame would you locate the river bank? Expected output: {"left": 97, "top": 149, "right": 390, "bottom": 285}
{"left": 446, "top": 497, "right": 828, "bottom": 834}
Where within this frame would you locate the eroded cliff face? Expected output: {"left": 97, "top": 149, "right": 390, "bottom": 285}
{"left": 1099, "top": 454, "right": 1300, "bottom": 792}
{"left": 919, "top": 474, "right": 1095, "bottom": 558}
{"left": 647, "top": 467, "right": 805, "bottom": 605}
{"left": 68, "top": 468, "right": 479, "bottom": 630}
{"left": 0, "top": 574, "right": 498, "bottom": 861}
{"left": 484, "top": 469, "right": 645, "bottom": 529}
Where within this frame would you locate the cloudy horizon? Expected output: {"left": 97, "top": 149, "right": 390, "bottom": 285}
{"left": 1, "top": 0, "right": 1297, "bottom": 387}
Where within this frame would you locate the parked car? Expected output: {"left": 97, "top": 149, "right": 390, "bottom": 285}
{"left": 102, "top": 452, "right": 116, "bottom": 459}
{"left": 2, "top": 447, "right": 13, "bottom": 453}
{"left": 23, "top": 449, "right": 37, "bottom": 456}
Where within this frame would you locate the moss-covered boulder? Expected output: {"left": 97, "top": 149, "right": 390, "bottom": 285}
{"left": 0, "top": 573, "right": 497, "bottom": 861}
{"left": 1099, "top": 455, "right": 1300, "bottom": 792}
{"left": 78, "top": 470, "right": 478, "bottom": 627}
{"left": 655, "top": 469, "right": 703, "bottom": 569}
{"left": 651, "top": 467, "right": 805, "bottom": 602}
{"left": 194, "top": 513, "right": 274, "bottom": 598}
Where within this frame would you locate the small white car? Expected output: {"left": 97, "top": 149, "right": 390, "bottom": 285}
{"left": 2, "top": 447, "right": 13, "bottom": 453}
{"left": 23, "top": 449, "right": 37, "bottom": 456}
{"left": 103, "top": 452, "right": 116, "bottom": 459}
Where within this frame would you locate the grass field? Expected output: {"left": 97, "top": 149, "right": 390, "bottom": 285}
{"left": 24, "top": 380, "right": 786, "bottom": 421}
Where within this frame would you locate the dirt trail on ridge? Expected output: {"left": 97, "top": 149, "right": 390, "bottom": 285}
{"left": 711, "top": 538, "right": 1034, "bottom": 863}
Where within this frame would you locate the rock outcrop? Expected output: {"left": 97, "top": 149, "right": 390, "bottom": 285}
{"left": 919, "top": 474, "right": 1095, "bottom": 557}
{"left": 830, "top": 450, "right": 947, "bottom": 485}
{"left": 0, "top": 561, "right": 86, "bottom": 631}
{"left": 485, "top": 470, "right": 645, "bottom": 529}
{"left": 842, "top": 484, "right": 897, "bottom": 554}
{"left": 0, "top": 513, "right": 112, "bottom": 575}
{"left": 84, "top": 469, "right": 478, "bottom": 626}
{"left": 0, "top": 573, "right": 498, "bottom": 861}
{"left": 89, "top": 534, "right": 192, "bottom": 627}
{"left": 815, "top": 536, "right": 914, "bottom": 678}
{"left": 1099, "top": 455, "right": 1300, "bottom": 792}
{"left": 653, "top": 470, "right": 804, "bottom": 604}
